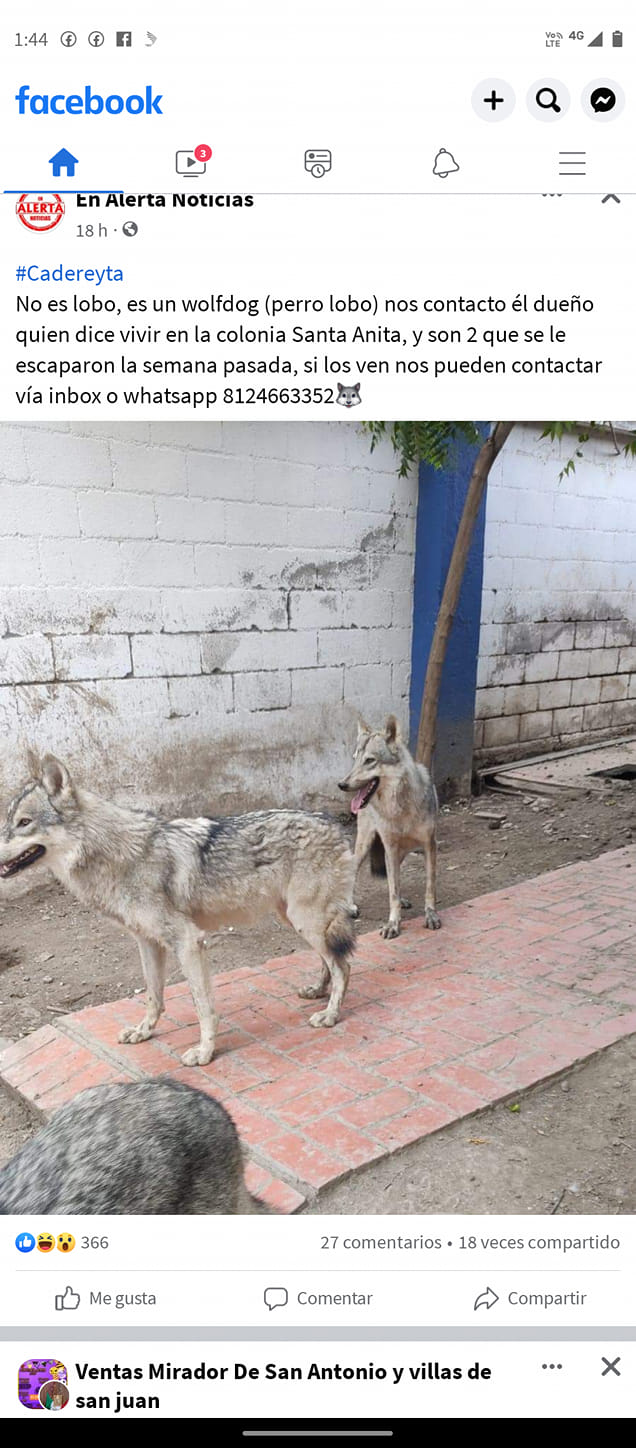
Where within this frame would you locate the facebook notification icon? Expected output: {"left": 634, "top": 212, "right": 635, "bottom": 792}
{"left": 15, "top": 1232, "right": 36, "bottom": 1253}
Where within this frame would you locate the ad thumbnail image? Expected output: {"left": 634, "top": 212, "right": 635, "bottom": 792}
{"left": 0, "top": 419, "right": 634, "bottom": 1215}
{"left": 18, "top": 1357, "right": 68, "bottom": 1410}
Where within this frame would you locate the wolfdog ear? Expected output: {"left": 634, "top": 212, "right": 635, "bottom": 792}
{"left": 384, "top": 715, "right": 402, "bottom": 744}
{"left": 41, "top": 755, "right": 73, "bottom": 800}
{"left": 356, "top": 718, "right": 371, "bottom": 741}
{"left": 26, "top": 748, "right": 41, "bottom": 780}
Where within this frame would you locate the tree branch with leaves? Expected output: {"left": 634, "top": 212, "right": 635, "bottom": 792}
{"left": 362, "top": 420, "right": 636, "bottom": 772}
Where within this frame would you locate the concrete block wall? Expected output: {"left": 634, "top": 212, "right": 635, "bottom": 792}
{"left": 0, "top": 422, "right": 416, "bottom": 812}
{"left": 475, "top": 424, "right": 636, "bottom": 765}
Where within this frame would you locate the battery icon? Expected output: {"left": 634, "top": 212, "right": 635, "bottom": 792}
{"left": 612, "top": 29, "right": 623, "bottom": 46}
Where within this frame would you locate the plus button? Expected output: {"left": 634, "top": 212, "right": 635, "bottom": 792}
{"left": 484, "top": 89, "right": 504, "bottom": 110}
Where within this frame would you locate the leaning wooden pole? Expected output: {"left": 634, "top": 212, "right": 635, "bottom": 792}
{"left": 416, "top": 421, "right": 516, "bottom": 770}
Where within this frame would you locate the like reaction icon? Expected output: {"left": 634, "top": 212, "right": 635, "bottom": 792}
{"left": 15, "top": 1232, "right": 36, "bottom": 1253}
{"left": 55, "top": 1287, "right": 80, "bottom": 1311}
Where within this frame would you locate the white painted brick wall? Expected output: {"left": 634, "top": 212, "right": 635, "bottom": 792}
{"left": 0, "top": 636, "right": 54, "bottom": 683}
{"left": 476, "top": 423, "right": 636, "bottom": 763}
{"left": 0, "top": 423, "right": 416, "bottom": 811}
{"left": 130, "top": 633, "right": 202, "bottom": 678}
{"left": 53, "top": 635, "right": 132, "bottom": 681}
{"left": 234, "top": 670, "right": 292, "bottom": 713}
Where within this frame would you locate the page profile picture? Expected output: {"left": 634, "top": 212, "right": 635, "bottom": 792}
{"left": 18, "top": 1358, "right": 68, "bottom": 1410}
{"left": 40, "top": 1379, "right": 70, "bottom": 1411}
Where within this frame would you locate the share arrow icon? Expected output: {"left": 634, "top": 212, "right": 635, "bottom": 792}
{"left": 474, "top": 1286, "right": 499, "bottom": 1311}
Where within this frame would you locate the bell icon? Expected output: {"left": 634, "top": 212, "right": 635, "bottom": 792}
{"left": 433, "top": 147, "right": 459, "bottom": 178}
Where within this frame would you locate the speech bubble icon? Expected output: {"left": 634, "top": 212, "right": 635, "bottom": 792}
{"left": 264, "top": 1287, "right": 288, "bottom": 1311}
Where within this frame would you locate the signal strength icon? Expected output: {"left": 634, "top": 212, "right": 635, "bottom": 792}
{"left": 588, "top": 31, "right": 603, "bottom": 47}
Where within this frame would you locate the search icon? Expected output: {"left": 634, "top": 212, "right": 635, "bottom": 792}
{"left": 536, "top": 86, "right": 560, "bottom": 112}
{"left": 527, "top": 78, "right": 570, "bottom": 121}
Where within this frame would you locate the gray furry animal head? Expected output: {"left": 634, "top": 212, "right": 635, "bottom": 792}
{"left": 336, "top": 383, "right": 361, "bottom": 408}
{"left": 0, "top": 1079, "right": 270, "bottom": 1215}
{"left": 338, "top": 716, "right": 405, "bottom": 814}
{"left": 0, "top": 754, "right": 80, "bottom": 881}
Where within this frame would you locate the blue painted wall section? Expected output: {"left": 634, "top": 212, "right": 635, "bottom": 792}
{"left": 409, "top": 425, "right": 489, "bottom": 797}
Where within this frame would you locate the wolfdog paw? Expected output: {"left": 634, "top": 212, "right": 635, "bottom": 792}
{"left": 118, "top": 1024, "right": 150, "bottom": 1045}
{"left": 298, "top": 982, "right": 328, "bottom": 1000}
{"left": 181, "top": 1044, "right": 215, "bottom": 1067}
{"left": 308, "top": 1009, "right": 337, "bottom": 1028}
{"left": 400, "top": 897, "right": 412, "bottom": 910}
{"left": 425, "top": 908, "right": 442, "bottom": 930}
{"left": 380, "top": 921, "right": 400, "bottom": 939}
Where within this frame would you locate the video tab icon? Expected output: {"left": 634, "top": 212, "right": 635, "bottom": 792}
{"left": 176, "top": 150, "right": 207, "bottom": 175}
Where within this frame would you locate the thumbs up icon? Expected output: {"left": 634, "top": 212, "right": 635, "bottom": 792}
{"left": 55, "top": 1286, "right": 80, "bottom": 1311}
{"left": 14, "top": 1232, "right": 36, "bottom": 1253}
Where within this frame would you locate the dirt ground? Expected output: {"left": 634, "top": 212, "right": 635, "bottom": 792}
{"left": 1, "top": 780, "right": 635, "bottom": 1212}
{"left": 308, "top": 1036, "right": 636, "bottom": 1215}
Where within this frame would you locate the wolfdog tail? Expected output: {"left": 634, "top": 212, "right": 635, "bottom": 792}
{"left": 325, "top": 907, "right": 356, "bottom": 962}
{"left": 369, "top": 834, "right": 387, "bottom": 877}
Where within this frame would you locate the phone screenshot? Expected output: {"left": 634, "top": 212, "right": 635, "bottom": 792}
{"left": 0, "top": 0, "right": 634, "bottom": 1427}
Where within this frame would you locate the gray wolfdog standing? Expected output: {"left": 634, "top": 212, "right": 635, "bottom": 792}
{"left": 0, "top": 755, "right": 356, "bottom": 1065}
{"left": 0, "top": 1080, "right": 270, "bottom": 1214}
{"left": 338, "top": 716, "right": 441, "bottom": 939}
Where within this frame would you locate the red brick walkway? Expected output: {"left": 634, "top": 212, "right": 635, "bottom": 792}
{"left": 2, "top": 847, "right": 636, "bottom": 1211}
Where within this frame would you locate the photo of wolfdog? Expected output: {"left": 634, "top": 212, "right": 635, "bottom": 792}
{"left": 0, "top": 754, "right": 357, "bottom": 1066}
{"left": 339, "top": 716, "right": 441, "bottom": 939}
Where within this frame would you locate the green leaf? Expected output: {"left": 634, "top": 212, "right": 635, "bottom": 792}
{"left": 363, "top": 421, "right": 636, "bottom": 483}
{"left": 359, "top": 421, "right": 481, "bottom": 476}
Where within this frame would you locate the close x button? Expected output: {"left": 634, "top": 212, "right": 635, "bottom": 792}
{"left": 601, "top": 1356, "right": 621, "bottom": 1377}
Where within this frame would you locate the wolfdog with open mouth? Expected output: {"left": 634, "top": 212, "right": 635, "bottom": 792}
{"left": 0, "top": 754, "right": 356, "bottom": 1065}
{"left": 338, "top": 716, "right": 441, "bottom": 939}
